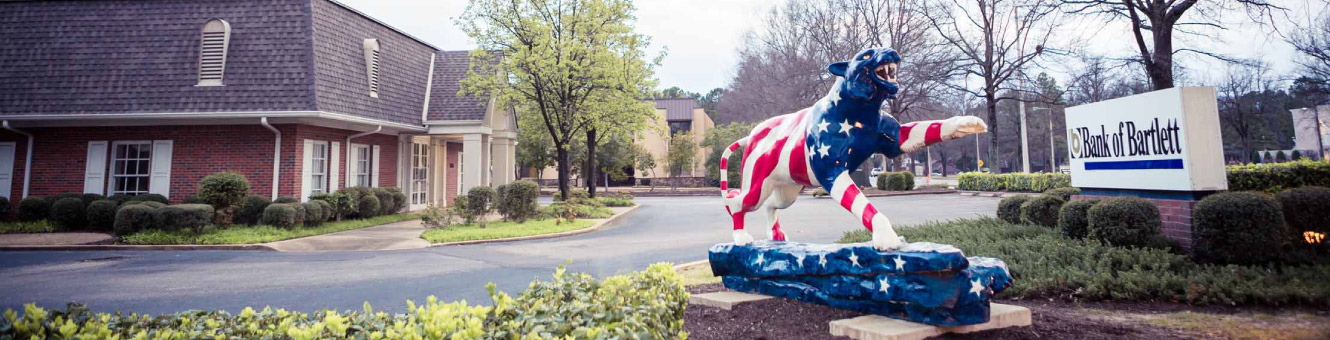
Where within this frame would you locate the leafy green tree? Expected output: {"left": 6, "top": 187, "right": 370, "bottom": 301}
{"left": 633, "top": 144, "right": 657, "bottom": 190}
{"left": 701, "top": 122, "right": 755, "bottom": 185}
{"left": 665, "top": 131, "right": 698, "bottom": 191}
{"left": 516, "top": 119, "right": 555, "bottom": 180}
{"left": 1276, "top": 150, "right": 1288, "bottom": 162}
{"left": 459, "top": 0, "right": 660, "bottom": 200}
{"left": 1292, "top": 150, "right": 1303, "bottom": 160}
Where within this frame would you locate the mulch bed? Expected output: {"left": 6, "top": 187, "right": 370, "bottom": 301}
{"left": 684, "top": 283, "right": 1193, "bottom": 340}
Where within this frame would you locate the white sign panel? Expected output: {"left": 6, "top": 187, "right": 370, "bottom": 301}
{"left": 1064, "top": 87, "right": 1227, "bottom": 191}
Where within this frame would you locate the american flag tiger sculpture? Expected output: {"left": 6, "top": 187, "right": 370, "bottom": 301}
{"left": 719, "top": 47, "right": 988, "bottom": 250}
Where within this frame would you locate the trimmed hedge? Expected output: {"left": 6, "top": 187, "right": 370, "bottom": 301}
{"left": 273, "top": 196, "right": 299, "bottom": 204}
{"left": 50, "top": 197, "right": 86, "bottom": 230}
{"left": 312, "top": 200, "right": 334, "bottom": 223}
{"left": 17, "top": 196, "right": 50, "bottom": 221}
{"left": 152, "top": 204, "right": 214, "bottom": 233}
{"left": 85, "top": 200, "right": 119, "bottom": 231}
{"left": 1057, "top": 199, "right": 1098, "bottom": 239}
{"left": 1227, "top": 160, "right": 1330, "bottom": 193}
{"left": 2, "top": 263, "right": 686, "bottom": 339}
{"left": 496, "top": 180, "right": 540, "bottom": 222}
{"left": 0, "top": 197, "right": 9, "bottom": 218}
{"left": 107, "top": 194, "right": 134, "bottom": 205}
{"left": 466, "top": 186, "right": 496, "bottom": 218}
{"left": 958, "top": 172, "right": 1071, "bottom": 192}
{"left": 196, "top": 172, "right": 251, "bottom": 210}
{"left": 301, "top": 202, "right": 324, "bottom": 227}
{"left": 996, "top": 195, "right": 1031, "bottom": 224}
{"left": 131, "top": 194, "right": 169, "bottom": 204}
{"left": 1277, "top": 186, "right": 1330, "bottom": 252}
{"left": 113, "top": 204, "right": 157, "bottom": 236}
{"left": 1042, "top": 187, "right": 1081, "bottom": 202}
{"left": 356, "top": 194, "right": 381, "bottom": 219}
{"left": 234, "top": 195, "right": 270, "bottom": 225}
{"left": 1086, "top": 196, "right": 1161, "bottom": 247}
{"left": 1019, "top": 195, "right": 1064, "bottom": 228}
{"left": 373, "top": 187, "right": 397, "bottom": 216}
{"left": 1193, "top": 192, "right": 1288, "bottom": 265}
{"left": 877, "top": 171, "right": 916, "bottom": 191}
{"left": 260, "top": 204, "right": 298, "bottom": 229}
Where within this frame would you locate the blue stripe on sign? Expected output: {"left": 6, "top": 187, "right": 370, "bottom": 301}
{"left": 1084, "top": 159, "right": 1184, "bottom": 170}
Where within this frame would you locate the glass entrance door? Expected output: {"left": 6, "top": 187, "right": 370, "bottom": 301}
{"left": 410, "top": 142, "right": 429, "bottom": 208}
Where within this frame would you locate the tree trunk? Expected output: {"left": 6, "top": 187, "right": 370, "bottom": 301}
{"left": 556, "top": 146, "right": 571, "bottom": 200}
{"left": 986, "top": 91, "right": 1001, "bottom": 173}
{"left": 585, "top": 129, "right": 598, "bottom": 198}
{"left": 1147, "top": 21, "right": 1175, "bottom": 90}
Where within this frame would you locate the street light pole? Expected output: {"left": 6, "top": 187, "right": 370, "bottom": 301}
{"left": 1019, "top": 100, "right": 1030, "bottom": 173}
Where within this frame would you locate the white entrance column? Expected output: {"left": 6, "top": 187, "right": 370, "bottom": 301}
{"left": 461, "top": 133, "right": 487, "bottom": 192}
{"left": 491, "top": 137, "right": 516, "bottom": 185}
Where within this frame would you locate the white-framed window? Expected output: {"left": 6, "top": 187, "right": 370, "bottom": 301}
{"left": 411, "top": 142, "right": 429, "bottom": 206}
{"left": 351, "top": 144, "right": 372, "bottom": 187}
{"left": 456, "top": 151, "right": 464, "bottom": 196}
{"left": 309, "top": 141, "right": 329, "bottom": 195}
{"left": 109, "top": 141, "right": 154, "bottom": 195}
{"left": 363, "top": 39, "right": 381, "bottom": 98}
{"left": 198, "top": 19, "right": 231, "bottom": 86}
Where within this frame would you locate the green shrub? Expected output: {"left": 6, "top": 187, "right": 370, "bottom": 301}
{"left": 1193, "top": 192, "right": 1288, "bottom": 265}
{"left": 107, "top": 194, "right": 134, "bottom": 205}
{"left": 131, "top": 194, "right": 169, "bottom": 204}
{"left": 373, "top": 187, "right": 397, "bottom": 216}
{"left": 80, "top": 193, "right": 105, "bottom": 207}
{"left": 561, "top": 188, "right": 590, "bottom": 201}
{"left": 899, "top": 171, "right": 915, "bottom": 190}
{"left": 337, "top": 186, "right": 374, "bottom": 217}
{"left": 1057, "top": 199, "right": 1098, "bottom": 239}
{"left": 312, "top": 200, "right": 334, "bottom": 222}
{"left": 181, "top": 195, "right": 204, "bottom": 204}
{"left": 17, "top": 196, "right": 50, "bottom": 221}
{"left": 421, "top": 204, "right": 454, "bottom": 229}
{"left": 1042, "top": 187, "right": 1081, "bottom": 202}
{"left": 260, "top": 204, "right": 298, "bottom": 229}
{"left": 0, "top": 263, "right": 686, "bottom": 339}
{"left": 875, "top": 173, "right": 888, "bottom": 190}
{"left": 996, "top": 195, "right": 1032, "bottom": 224}
{"left": 384, "top": 187, "right": 408, "bottom": 213}
{"left": 49, "top": 197, "right": 86, "bottom": 230}
{"left": 1020, "top": 195, "right": 1064, "bottom": 228}
{"left": 51, "top": 193, "right": 80, "bottom": 204}
{"left": 123, "top": 201, "right": 166, "bottom": 209}
{"left": 152, "top": 204, "right": 214, "bottom": 233}
{"left": 595, "top": 196, "right": 635, "bottom": 207}
{"left": 85, "top": 200, "right": 119, "bottom": 231}
{"left": 197, "top": 172, "right": 250, "bottom": 211}
{"left": 466, "top": 186, "right": 496, "bottom": 219}
{"left": 1087, "top": 196, "right": 1161, "bottom": 247}
{"left": 234, "top": 195, "right": 270, "bottom": 225}
{"left": 496, "top": 180, "right": 540, "bottom": 222}
{"left": 300, "top": 202, "right": 324, "bottom": 227}
{"left": 0, "top": 196, "right": 9, "bottom": 218}
{"left": 1277, "top": 186, "right": 1330, "bottom": 252}
{"left": 958, "top": 172, "right": 1071, "bottom": 192}
{"left": 1226, "top": 160, "right": 1330, "bottom": 193}
{"left": 273, "top": 196, "right": 298, "bottom": 204}
{"left": 113, "top": 204, "right": 157, "bottom": 236}
{"left": 357, "top": 194, "right": 381, "bottom": 219}
{"left": 311, "top": 192, "right": 353, "bottom": 220}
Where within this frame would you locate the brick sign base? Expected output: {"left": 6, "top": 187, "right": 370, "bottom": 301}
{"left": 1073, "top": 194, "right": 1197, "bottom": 250}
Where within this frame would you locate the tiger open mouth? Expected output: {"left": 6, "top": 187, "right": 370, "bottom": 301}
{"left": 874, "top": 63, "right": 898, "bottom": 83}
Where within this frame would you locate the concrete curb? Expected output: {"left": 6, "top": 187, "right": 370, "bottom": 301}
{"left": 672, "top": 259, "right": 709, "bottom": 271}
{"left": 958, "top": 191, "right": 1031, "bottom": 198}
{"left": 860, "top": 189, "right": 956, "bottom": 198}
{"left": 430, "top": 204, "right": 643, "bottom": 247}
{"left": 0, "top": 244, "right": 276, "bottom": 251}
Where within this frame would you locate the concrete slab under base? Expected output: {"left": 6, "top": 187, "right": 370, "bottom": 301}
{"left": 829, "top": 303, "right": 1032, "bottom": 340}
{"left": 688, "top": 291, "right": 773, "bottom": 310}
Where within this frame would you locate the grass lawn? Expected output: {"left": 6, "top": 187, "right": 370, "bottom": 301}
{"left": 421, "top": 218, "right": 595, "bottom": 243}
{"left": 676, "top": 261, "right": 721, "bottom": 286}
{"left": 121, "top": 214, "right": 419, "bottom": 245}
{"left": 0, "top": 220, "right": 56, "bottom": 234}
{"left": 839, "top": 217, "right": 1330, "bottom": 306}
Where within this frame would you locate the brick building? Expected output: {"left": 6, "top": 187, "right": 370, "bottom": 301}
{"left": 0, "top": 0, "right": 516, "bottom": 211}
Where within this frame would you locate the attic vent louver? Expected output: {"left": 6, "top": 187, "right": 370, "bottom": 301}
{"left": 198, "top": 19, "right": 231, "bottom": 86}
{"left": 364, "top": 39, "right": 381, "bottom": 98}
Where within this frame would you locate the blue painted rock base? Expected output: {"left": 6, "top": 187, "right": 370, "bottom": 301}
{"left": 709, "top": 241, "right": 1012, "bottom": 326}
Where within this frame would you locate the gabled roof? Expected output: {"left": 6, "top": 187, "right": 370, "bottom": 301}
{"left": 426, "top": 50, "right": 489, "bottom": 122}
{"left": 653, "top": 98, "right": 700, "bottom": 122}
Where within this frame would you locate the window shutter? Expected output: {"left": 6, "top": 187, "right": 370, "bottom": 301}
{"left": 84, "top": 141, "right": 108, "bottom": 195}
{"left": 149, "top": 140, "right": 173, "bottom": 198}
{"left": 363, "top": 39, "right": 381, "bottom": 98}
{"left": 302, "top": 140, "right": 314, "bottom": 202}
{"left": 0, "top": 143, "right": 14, "bottom": 199}
{"left": 198, "top": 19, "right": 231, "bottom": 86}
{"left": 330, "top": 142, "right": 340, "bottom": 192}
{"left": 371, "top": 145, "right": 381, "bottom": 188}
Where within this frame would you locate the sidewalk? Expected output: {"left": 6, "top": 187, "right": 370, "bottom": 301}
{"left": 264, "top": 219, "right": 430, "bottom": 252}
{"left": 0, "top": 232, "right": 112, "bottom": 246}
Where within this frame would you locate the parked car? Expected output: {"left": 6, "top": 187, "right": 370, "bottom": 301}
{"left": 870, "top": 168, "right": 885, "bottom": 177}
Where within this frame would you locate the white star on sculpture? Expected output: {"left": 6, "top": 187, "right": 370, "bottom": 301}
{"left": 848, "top": 252, "right": 861, "bottom": 267}
{"left": 818, "top": 143, "right": 831, "bottom": 158}
{"left": 840, "top": 119, "right": 854, "bottom": 137}
{"left": 878, "top": 277, "right": 891, "bottom": 294}
{"left": 793, "top": 253, "right": 806, "bottom": 267}
{"left": 755, "top": 253, "right": 765, "bottom": 266}
{"left": 893, "top": 256, "right": 906, "bottom": 269}
{"left": 816, "top": 119, "right": 831, "bottom": 133}
{"left": 808, "top": 145, "right": 816, "bottom": 157}
{"left": 819, "top": 254, "right": 828, "bottom": 267}
{"left": 969, "top": 278, "right": 985, "bottom": 297}
{"left": 828, "top": 90, "right": 841, "bottom": 106}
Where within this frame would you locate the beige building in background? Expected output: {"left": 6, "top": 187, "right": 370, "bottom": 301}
{"left": 536, "top": 98, "right": 714, "bottom": 185}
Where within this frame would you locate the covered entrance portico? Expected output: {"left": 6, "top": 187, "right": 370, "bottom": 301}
{"left": 398, "top": 106, "right": 517, "bottom": 211}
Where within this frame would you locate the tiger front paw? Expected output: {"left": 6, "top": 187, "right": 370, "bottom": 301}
{"left": 946, "top": 116, "right": 988, "bottom": 138}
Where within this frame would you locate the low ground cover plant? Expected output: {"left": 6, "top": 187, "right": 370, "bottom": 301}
{"left": 958, "top": 172, "right": 1070, "bottom": 192}
{"left": 122, "top": 214, "right": 419, "bottom": 245}
{"left": 421, "top": 218, "right": 595, "bottom": 243}
{"left": 839, "top": 218, "right": 1330, "bottom": 305}
{"left": 1, "top": 263, "right": 688, "bottom": 339}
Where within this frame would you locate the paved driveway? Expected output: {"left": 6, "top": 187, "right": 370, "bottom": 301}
{"left": 0, "top": 194, "right": 997, "bottom": 315}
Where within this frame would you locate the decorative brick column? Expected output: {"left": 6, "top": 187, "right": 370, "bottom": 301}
{"left": 1072, "top": 194, "right": 1199, "bottom": 251}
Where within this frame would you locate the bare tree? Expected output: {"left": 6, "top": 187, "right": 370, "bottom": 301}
{"left": 1059, "top": 0, "right": 1284, "bottom": 91}
{"left": 1218, "top": 62, "right": 1277, "bottom": 160}
{"left": 923, "top": 0, "right": 1060, "bottom": 173}
{"left": 1289, "top": 11, "right": 1330, "bottom": 86}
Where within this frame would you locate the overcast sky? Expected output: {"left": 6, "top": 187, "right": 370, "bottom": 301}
{"left": 338, "top": 0, "right": 1321, "bottom": 93}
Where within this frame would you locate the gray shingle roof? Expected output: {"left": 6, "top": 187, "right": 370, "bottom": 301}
{"left": 426, "top": 50, "right": 489, "bottom": 122}
{"left": 654, "top": 98, "right": 699, "bottom": 122}
{"left": 310, "top": 0, "right": 434, "bottom": 125}
{"left": 0, "top": 0, "right": 318, "bottom": 116}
